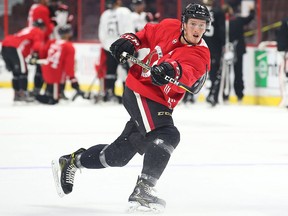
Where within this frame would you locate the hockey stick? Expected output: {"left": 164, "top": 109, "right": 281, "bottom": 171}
{"left": 71, "top": 89, "right": 92, "bottom": 101}
{"left": 121, "top": 52, "right": 208, "bottom": 94}
{"left": 218, "top": 12, "right": 233, "bottom": 104}
{"left": 84, "top": 75, "right": 98, "bottom": 100}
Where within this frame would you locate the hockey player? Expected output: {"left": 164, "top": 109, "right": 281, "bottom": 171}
{"left": 98, "top": 0, "right": 134, "bottom": 102}
{"left": 130, "top": 0, "right": 160, "bottom": 60}
{"left": 36, "top": 24, "right": 83, "bottom": 104}
{"left": 48, "top": 0, "right": 74, "bottom": 99}
{"left": 226, "top": 5, "right": 255, "bottom": 102}
{"left": 28, "top": 0, "right": 54, "bottom": 40}
{"left": 131, "top": 0, "right": 148, "bottom": 32}
{"left": 202, "top": 0, "right": 225, "bottom": 106}
{"left": 276, "top": 17, "right": 288, "bottom": 108}
{"left": 49, "top": 0, "right": 74, "bottom": 40}
{"left": 27, "top": 0, "right": 55, "bottom": 97}
{"left": 1, "top": 19, "right": 46, "bottom": 102}
{"left": 52, "top": 3, "right": 211, "bottom": 212}
{"left": 277, "top": 17, "right": 288, "bottom": 53}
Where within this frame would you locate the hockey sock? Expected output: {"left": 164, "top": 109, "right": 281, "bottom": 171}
{"left": 34, "top": 65, "right": 44, "bottom": 89}
{"left": 79, "top": 144, "right": 108, "bottom": 169}
{"left": 12, "top": 77, "right": 20, "bottom": 91}
{"left": 141, "top": 143, "right": 171, "bottom": 186}
{"left": 19, "top": 74, "right": 28, "bottom": 91}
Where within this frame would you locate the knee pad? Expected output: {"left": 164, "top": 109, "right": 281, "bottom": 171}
{"left": 141, "top": 126, "right": 180, "bottom": 182}
{"left": 148, "top": 125, "right": 180, "bottom": 155}
{"left": 101, "top": 135, "right": 137, "bottom": 167}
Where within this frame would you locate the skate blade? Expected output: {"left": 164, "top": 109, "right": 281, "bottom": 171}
{"left": 51, "top": 159, "right": 65, "bottom": 198}
{"left": 127, "top": 201, "right": 165, "bottom": 214}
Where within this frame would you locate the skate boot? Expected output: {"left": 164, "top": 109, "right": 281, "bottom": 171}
{"left": 14, "top": 90, "right": 35, "bottom": 102}
{"left": 51, "top": 148, "right": 86, "bottom": 197}
{"left": 206, "top": 94, "right": 217, "bottom": 107}
{"left": 128, "top": 177, "right": 166, "bottom": 213}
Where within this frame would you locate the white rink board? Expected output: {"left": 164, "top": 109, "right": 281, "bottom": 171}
{"left": 0, "top": 42, "right": 284, "bottom": 99}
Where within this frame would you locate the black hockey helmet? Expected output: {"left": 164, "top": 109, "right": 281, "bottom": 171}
{"left": 106, "top": 0, "right": 118, "bottom": 8}
{"left": 181, "top": 3, "right": 211, "bottom": 30}
{"left": 33, "top": 19, "right": 46, "bottom": 28}
{"left": 58, "top": 24, "right": 73, "bottom": 36}
{"left": 132, "top": 0, "right": 144, "bottom": 4}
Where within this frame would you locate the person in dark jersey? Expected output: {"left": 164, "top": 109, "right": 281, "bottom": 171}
{"left": 203, "top": 0, "right": 225, "bottom": 106}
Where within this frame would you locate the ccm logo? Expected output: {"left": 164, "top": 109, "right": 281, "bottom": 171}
{"left": 157, "top": 111, "right": 172, "bottom": 116}
{"left": 164, "top": 76, "right": 179, "bottom": 85}
{"left": 121, "top": 34, "right": 140, "bottom": 47}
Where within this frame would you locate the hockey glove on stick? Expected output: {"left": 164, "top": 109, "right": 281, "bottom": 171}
{"left": 28, "top": 52, "right": 39, "bottom": 65}
{"left": 150, "top": 60, "right": 182, "bottom": 86}
{"left": 110, "top": 33, "right": 140, "bottom": 63}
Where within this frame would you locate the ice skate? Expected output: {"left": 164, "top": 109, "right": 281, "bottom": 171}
{"left": 206, "top": 94, "right": 217, "bottom": 107}
{"left": 51, "top": 148, "right": 85, "bottom": 197}
{"left": 14, "top": 90, "right": 34, "bottom": 103}
{"left": 128, "top": 177, "right": 166, "bottom": 213}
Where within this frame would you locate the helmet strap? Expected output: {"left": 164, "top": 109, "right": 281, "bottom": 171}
{"left": 181, "top": 30, "right": 193, "bottom": 45}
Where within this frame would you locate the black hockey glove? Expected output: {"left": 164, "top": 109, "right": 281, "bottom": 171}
{"left": 150, "top": 60, "right": 182, "bottom": 86}
{"left": 110, "top": 33, "right": 140, "bottom": 63}
{"left": 28, "top": 52, "right": 39, "bottom": 65}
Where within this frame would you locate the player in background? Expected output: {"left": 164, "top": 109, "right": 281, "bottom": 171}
{"left": 130, "top": 0, "right": 160, "bottom": 59}
{"left": 98, "top": 0, "right": 134, "bottom": 103}
{"left": 28, "top": 0, "right": 54, "bottom": 40}
{"left": 131, "top": 0, "right": 147, "bottom": 32}
{"left": 202, "top": 0, "right": 225, "bottom": 106}
{"left": 48, "top": 0, "right": 74, "bottom": 100}
{"left": 52, "top": 3, "right": 210, "bottom": 212}
{"left": 276, "top": 17, "right": 288, "bottom": 108}
{"left": 1, "top": 19, "right": 46, "bottom": 102}
{"left": 225, "top": 4, "right": 255, "bottom": 103}
{"left": 36, "top": 24, "right": 83, "bottom": 105}
{"left": 27, "top": 0, "right": 55, "bottom": 98}
{"left": 277, "top": 17, "right": 288, "bottom": 53}
{"left": 49, "top": 0, "right": 73, "bottom": 39}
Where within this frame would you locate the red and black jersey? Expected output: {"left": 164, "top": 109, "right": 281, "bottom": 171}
{"left": 125, "top": 18, "right": 210, "bottom": 109}
{"left": 2, "top": 26, "right": 45, "bottom": 58}
{"left": 27, "top": 3, "right": 54, "bottom": 40}
{"left": 41, "top": 39, "right": 75, "bottom": 84}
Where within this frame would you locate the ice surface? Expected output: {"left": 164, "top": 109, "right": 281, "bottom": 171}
{"left": 0, "top": 88, "right": 288, "bottom": 216}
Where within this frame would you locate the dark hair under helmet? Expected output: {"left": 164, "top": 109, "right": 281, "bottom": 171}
{"left": 58, "top": 24, "right": 73, "bottom": 36}
{"left": 33, "top": 19, "right": 46, "bottom": 28}
{"left": 181, "top": 3, "right": 211, "bottom": 30}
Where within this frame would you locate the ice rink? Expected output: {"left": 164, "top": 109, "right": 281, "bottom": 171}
{"left": 0, "top": 88, "right": 288, "bottom": 216}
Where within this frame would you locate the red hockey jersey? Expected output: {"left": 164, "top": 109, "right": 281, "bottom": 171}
{"left": 41, "top": 39, "right": 75, "bottom": 84}
{"left": 27, "top": 3, "right": 54, "bottom": 40}
{"left": 2, "top": 27, "right": 45, "bottom": 58}
{"left": 125, "top": 18, "right": 211, "bottom": 109}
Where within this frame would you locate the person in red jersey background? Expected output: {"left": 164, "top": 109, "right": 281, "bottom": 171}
{"left": 36, "top": 24, "right": 83, "bottom": 104}
{"left": 28, "top": 0, "right": 54, "bottom": 40}
{"left": 52, "top": 3, "right": 211, "bottom": 213}
{"left": 27, "top": 0, "right": 56, "bottom": 97}
{"left": 1, "top": 19, "right": 46, "bottom": 102}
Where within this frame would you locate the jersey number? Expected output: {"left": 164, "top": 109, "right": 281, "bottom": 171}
{"left": 47, "top": 43, "right": 62, "bottom": 69}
